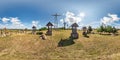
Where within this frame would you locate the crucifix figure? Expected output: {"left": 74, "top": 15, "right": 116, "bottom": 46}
{"left": 52, "top": 13, "right": 61, "bottom": 29}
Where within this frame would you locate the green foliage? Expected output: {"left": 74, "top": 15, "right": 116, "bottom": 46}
{"left": 97, "top": 28, "right": 101, "bottom": 32}
{"left": 36, "top": 32, "right": 43, "bottom": 35}
{"left": 106, "top": 25, "right": 113, "bottom": 33}
{"left": 100, "top": 25, "right": 104, "bottom": 32}
{"left": 97, "top": 25, "right": 104, "bottom": 32}
{"left": 39, "top": 27, "right": 47, "bottom": 31}
{"left": 112, "top": 27, "right": 117, "bottom": 33}
{"left": 58, "top": 27, "right": 64, "bottom": 30}
{"left": 87, "top": 26, "right": 93, "bottom": 33}
{"left": 97, "top": 25, "right": 118, "bottom": 34}
{"left": 88, "top": 26, "right": 93, "bottom": 31}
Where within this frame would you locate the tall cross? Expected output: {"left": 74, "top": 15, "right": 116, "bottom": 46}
{"left": 52, "top": 13, "right": 61, "bottom": 29}
{"left": 63, "top": 19, "right": 66, "bottom": 30}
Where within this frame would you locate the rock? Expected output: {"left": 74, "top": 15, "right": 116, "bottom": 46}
{"left": 40, "top": 34, "right": 47, "bottom": 40}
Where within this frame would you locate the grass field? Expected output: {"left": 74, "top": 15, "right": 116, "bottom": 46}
{"left": 0, "top": 30, "right": 120, "bottom": 60}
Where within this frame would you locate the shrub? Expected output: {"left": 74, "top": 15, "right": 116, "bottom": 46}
{"left": 39, "top": 27, "right": 47, "bottom": 31}
{"left": 97, "top": 25, "right": 118, "bottom": 34}
{"left": 112, "top": 27, "right": 117, "bottom": 34}
{"left": 88, "top": 26, "right": 93, "bottom": 33}
{"left": 36, "top": 32, "right": 43, "bottom": 35}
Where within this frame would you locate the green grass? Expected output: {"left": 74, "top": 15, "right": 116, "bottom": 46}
{"left": 0, "top": 30, "right": 120, "bottom": 60}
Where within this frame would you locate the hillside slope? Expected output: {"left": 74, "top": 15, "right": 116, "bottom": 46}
{"left": 0, "top": 30, "right": 120, "bottom": 60}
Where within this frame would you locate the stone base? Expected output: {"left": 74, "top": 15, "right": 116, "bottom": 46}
{"left": 71, "top": 33, "right": 79, "bottom": 39}
{"left": 32, "top": 32, "right": 36, "bottom": 35}
{"left": 46, "top": 31, "right": 52, "bottom": 35}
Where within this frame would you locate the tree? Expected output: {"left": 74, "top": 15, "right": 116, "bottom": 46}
{"left": 112, "top": 27, "right": 117, "bottom": 34}
{"left": 39, "top": 27, "right": 47, "bottom": 31}
{"left": 106, "top": 25, "right": 113, "bottom": 33}
{"left": 97, "top": 25, "right": 104, "bottom": 33}
{"left": 87, "top": 26, "right": 93, "bottom": 33}
{"left": 97, "top": 25, "right": 118, "bottom": 35}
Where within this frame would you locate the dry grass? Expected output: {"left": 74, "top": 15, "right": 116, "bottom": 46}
{"left": 0, "top": 30, "right": 120, "bottom": 60}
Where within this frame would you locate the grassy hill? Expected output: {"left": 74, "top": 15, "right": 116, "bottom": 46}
{"left": 0, "top": 30, "right": 120, "bottom": 60}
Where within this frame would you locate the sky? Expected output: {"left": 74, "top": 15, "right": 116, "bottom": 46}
{"left": 0, "top": 0, "right": 120, "bottom": 29}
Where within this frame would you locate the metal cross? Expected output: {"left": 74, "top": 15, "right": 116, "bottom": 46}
{"left": 52, "top": 13, "right": 61, "bottom": 29}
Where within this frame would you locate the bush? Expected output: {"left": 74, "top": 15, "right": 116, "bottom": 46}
{"left": 87, "top": 26, "right": 93, "bottom": 33}
{"left": 36, "top": 32, "right": 43, "bottom": 35}
{"left": 112, "top": 27, "right": 117, "bottom": 34}
{"left": 39, "top": 27, "right": 47, "bottom": 31}
{"left": 58, "top": 27, "right": 64, "bottom": 30}
{"left": 97, "top": 26, "right": 104, "bottom": 32}
{"left": 106, "top": 25, "right": 113, "bottom": 33}
{"left": 97, "top": 25, "right": 118, "bottom": 34}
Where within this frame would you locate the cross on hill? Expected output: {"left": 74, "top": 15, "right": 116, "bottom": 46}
{"left": 52, "top": 13, "right": 61, "bottom": 29}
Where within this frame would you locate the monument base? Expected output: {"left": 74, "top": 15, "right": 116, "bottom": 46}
{"left": 71, "top": 33, "right": 79, "bottom": 39}
{"left": 46, "top": 31, "right": 52, "bottom": 35}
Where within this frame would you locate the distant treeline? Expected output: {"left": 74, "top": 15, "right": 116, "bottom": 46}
{"left": 97, "top": 25, "right": 118, "bottom": 34}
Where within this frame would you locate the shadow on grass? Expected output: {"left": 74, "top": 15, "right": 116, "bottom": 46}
{"left": 58, "top": 38, "right": 75, "bottom": 47}
{"left": 83, "top": 35, "right": 89, "bottom": 38}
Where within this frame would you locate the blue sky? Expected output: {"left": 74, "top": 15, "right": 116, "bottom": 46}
{"left": 0, "top": 0, "right": 120, "bottom": 29}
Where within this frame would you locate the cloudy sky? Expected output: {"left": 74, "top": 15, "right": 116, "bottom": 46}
{"left": 0, "top": 0, "right": 120, "bottom": 29}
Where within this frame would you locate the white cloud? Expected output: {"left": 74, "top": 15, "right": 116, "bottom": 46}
{"left": 0, "top": 24, "right": 6, "bottom": 28}
{"left": 1, "top": 17, "right": 10, "bottom": 23}
{"left": 60, "top": 11, "right": 85, "bottom": 24}
{"left": 101, "top": 13, "right": 120, "bottom": 24}
{"left": 60, "top": 19, "right": 64, "bottom": 23}
{"left": 0, "top": 17, "right": 25, "bottom": 29}
{"left": 32, "top": 20, "right": 39, "bottom": 27}
{"left": 10, "top": 17, "right": 25, "bottom": 29}
{"left": 79, "top": 12, "right": 85, "bottom": 18}
{"left": 10, "top": 17, "right": 21, "bottom": 25}
{"left": 108, "top": 13, "right": 120, "bottom": 21}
